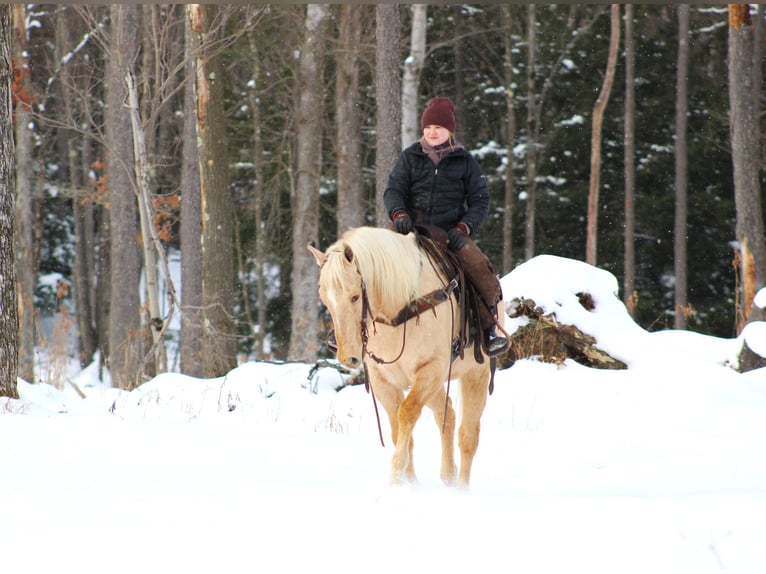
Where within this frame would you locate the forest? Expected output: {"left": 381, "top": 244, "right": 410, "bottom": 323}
{"left": 1, "top": 4, "right": 764, "bottom": 393}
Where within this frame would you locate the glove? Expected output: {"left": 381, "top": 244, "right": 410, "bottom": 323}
{"left": 447, "top": 222, "right": 470, "bottom": 251}
{"left": 392, "top": 210, "right": 413, "bottom": 235}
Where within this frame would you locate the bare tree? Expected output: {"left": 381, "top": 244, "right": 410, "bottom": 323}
{"left": 623, "top": 4, "right": 636, "bottom": 314}
{"left": 401, "top": 4, "right": 426, "bottom": 149}
{"left": 335, "top": 4, "right": 364, "bottom": 236}
{"left": 502, "top": 6, "right": 517, "bottom": 275}
{"left": 586, "top": 4, "right": 620, "bottom": 266}
{"left": 12, "top": 5, "right": 35, "bottom": 382}
{"left": 374, "top": 4, "right": 401, "bottom": 226}
{"left": 452, "top": 5, "right": 466, "bottom": 140}
{"left": 105, "top": 4, "right": 142, "bottom": 389}
{"left": 674, "top": 5, "right": 690, "bottom": 329}
{"left": 190, "top": 4, "right": 238, "bottom": 376}
{"left": 0, "top": 4, "right": 18, "bottom": 398}
{"left": 288, "top": 4, "right": 329, "bottom": 361}
{"left": 522, "top": 6, "right": 608, "bottom": 261}
{"left": 728, "top": 4, "right": 766, "bottom": 331}
{"left": 180, "top": 9, "right": 204, "bottom": 376}
{"left": 524, "top": 4, "right": 537, "bottom": 261}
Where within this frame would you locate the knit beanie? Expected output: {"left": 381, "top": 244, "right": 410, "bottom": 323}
{"left": 421, "top": 97, "right": 456, "bottom": 133}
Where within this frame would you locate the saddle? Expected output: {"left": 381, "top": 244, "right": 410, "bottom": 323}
{"left": 413, "top": 224, "right": 488, "bottom": 366}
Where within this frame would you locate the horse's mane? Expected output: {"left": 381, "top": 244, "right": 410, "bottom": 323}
{"left": 323, "top": 227, "right": 424, "bottom": 316}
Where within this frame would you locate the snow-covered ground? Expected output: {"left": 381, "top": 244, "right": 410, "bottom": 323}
{"left": 3, "top": 255, "right": 766, "bottom": 573}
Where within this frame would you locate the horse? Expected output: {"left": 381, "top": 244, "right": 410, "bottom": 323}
{"left": 308, "top": 226, "right": 500, "bottom": 488}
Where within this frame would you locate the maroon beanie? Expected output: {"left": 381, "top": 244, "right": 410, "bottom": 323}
{"left": 421, "top": 97, "right": 456, "bottom": 133}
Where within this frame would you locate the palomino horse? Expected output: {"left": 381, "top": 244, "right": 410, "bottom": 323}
{"left": 308, "top": 226, "right": 499, "bottom": 488}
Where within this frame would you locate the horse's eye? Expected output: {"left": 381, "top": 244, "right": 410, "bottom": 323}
{"left": 351, "top": 294, "right": 360, "bottom": 303}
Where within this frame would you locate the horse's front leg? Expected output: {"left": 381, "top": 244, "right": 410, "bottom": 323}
{"left": 426, "top": 388, "right": 457, "bottom": 486}
{"left": 390, "top": 384, "right": 430, "bottom": 485}
{"left": 366, "top": 374, "right": 411, "bottom": 482}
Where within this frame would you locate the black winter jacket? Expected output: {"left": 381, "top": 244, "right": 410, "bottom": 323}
{"left": 384, "top": 141, "right": 490, "bottom": 234}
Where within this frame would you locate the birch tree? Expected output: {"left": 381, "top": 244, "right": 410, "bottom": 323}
{"left": 401, "top": 4, "right": 427, "bottom": 149}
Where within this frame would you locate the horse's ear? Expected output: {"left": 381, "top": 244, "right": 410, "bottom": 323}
{"left": 343, "top": 244, "right": 354, "bottom": 263}
{"left": 307, "top": 243, "right": 326, "bottom": 267}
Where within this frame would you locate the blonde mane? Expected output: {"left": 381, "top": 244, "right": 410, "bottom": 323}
{"left": 322, "top": 227, "right": 425, "bottom": 317}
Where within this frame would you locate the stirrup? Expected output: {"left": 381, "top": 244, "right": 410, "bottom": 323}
{"left": 484, "top": 331, "right": 508, "bottom": 357}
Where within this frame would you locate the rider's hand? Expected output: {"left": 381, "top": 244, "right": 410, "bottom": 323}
{"left": 392, "top": 210, "right": 413, "bottom": 235}
{"left": 448, "top": 222, "right": 470, "bottom": 250}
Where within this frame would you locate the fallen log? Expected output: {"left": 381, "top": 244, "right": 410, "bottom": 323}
{"left": 499, "top": 295, "right": 627, "bottom": 370}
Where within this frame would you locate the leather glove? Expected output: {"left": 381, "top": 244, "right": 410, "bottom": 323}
{"left": 392, "top": 210, "right": 413, "bottom": 235}
{"left": 447, "top": 222, "right": 470, "bottom": 251}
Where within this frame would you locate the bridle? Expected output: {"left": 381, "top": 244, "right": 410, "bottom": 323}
{"left": 355, "top": 247, "right": 461, "bottom": 446}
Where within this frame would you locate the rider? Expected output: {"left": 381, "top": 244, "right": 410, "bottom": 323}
{"left": 384, "top": 96, "right": 508, "bottom": 356}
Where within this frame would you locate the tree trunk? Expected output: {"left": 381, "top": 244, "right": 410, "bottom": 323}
{"left": 126, "top": 71, "right": 169, "bottom": 373}
{"left": 452, "top": 5, "right": 466, "bottom": 141}
{"left": 623, "top": 4, "right": 636, "bottom": 315}
{"left": 586, "top": 4, "right": 620, "bottom": 266}
{"left": 374, "top": 4, "right": 401, "bottom": 227}
{"left": 245, "top": 32, "right": 267, "bottom": 361}
{"left": 0, "top": 5, "right": 18, "bottom": 398}
{"left": 287, "top": 4, "right": 329, "bottom": 361}
{"left": 401, "top": 5, "right": 426, "bottom": 149}
{"left": 728, "top": 4, "right": 766, "bottom": 331}
{"left": 106, "top": 4, "right": 142, "bottom": 390}
{"left": 674, "top": 5, "right": 690, "bottom": 330}
{"left": 12, "top": 5, "right": 35, "bottom": 382}
{"left": 58, "top": 9, "right": 99, "bottom": 370}
{"left": 524, "top": 4, "right": 537, "bottom": 261}
{"left": 180, "top": 9, "right": 204, "bottom": 376}
{"left": 191, "top": 4, "right": 238, "bottom": 377}
{"left": 335, "top": 4, "right": 364, "bottom": 236}
{"left": 502, "top": 6, "right": 516, "bottom": 275}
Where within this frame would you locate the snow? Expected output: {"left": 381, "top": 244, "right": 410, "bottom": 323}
{"left": 3, "top": 255, "right": 766, "bottom": 573}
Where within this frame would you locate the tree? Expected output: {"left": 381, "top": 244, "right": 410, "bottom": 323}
{"left": 191, "top": 4, "right": 238, "bottom": 376}
{"left": 180, "top": 9, "right": 204, "bottom": 376}
{"left": 0, "top": 4, "right": 18, "bottom": 398}
{"left": 674, "top": 5, "right": 690, "bottom": 330}
{"left": 12, "top": 5, "right": 36, "bottom": 382}
{"left": 501, "top": 6, "right": 517, "bottom": 275}
{"left": 335, "top": 4, "right": 365, "bottom": 236}
{"left": 287, "top": 4, "right": 329, "bottom": 361}
{"left": 374, "top": 4, "right": 401, "bottom": 226}
{"left": 523, "top": 4, "right": 537, "bottom": 261}
{"left": 585, "top": 4, "right": 620, "bottom": 266}
{"left": 623, "top": 4, "right": 636, "bottom": 314}
{"left": 105, "top": 4, "right": 142, "bottom": 389}
{"left": 728, "top": 4, "right": 766, "bottom": 331}
{"left": 401, "top": 4, "right": 427, "bottom": 149}
{"left": 56, "top": 8, "right": 100, "bottom": 369}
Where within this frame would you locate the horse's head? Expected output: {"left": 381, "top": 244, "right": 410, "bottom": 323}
{"left": 308, "top": 240, "right": 365, "bottom": 369}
